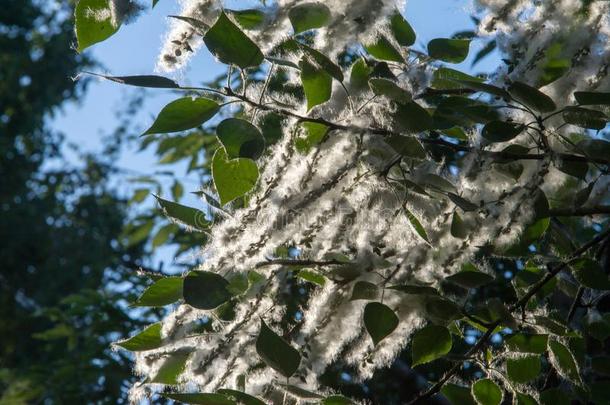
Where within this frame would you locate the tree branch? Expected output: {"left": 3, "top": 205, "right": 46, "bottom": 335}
{"left": 254, "top": 259, "right": 346, "bottom": 268}
{"left": 222, "top": 87, "right": 610, "bottom": 166}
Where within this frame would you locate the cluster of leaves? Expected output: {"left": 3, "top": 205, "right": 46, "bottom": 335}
{"left": 75, "top": 1, "right": 610, "bottom": 404}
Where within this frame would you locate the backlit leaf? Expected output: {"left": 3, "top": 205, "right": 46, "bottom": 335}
{"left": 144, "top": 97, "right": 219, "bottom": 135}
{"left": 364, "top": 302, "right": 399, "bottom": 346}
{"left": 204, "top": 13, "right": 264, "bottom": 69}
{"left": 411, "top": 325, "right": 452, "bottom": 366}
{"left": 256, "top": 320, "right": 301, "bottom": 377}
{"left": 183, "top": 271, "right": 232, "bottom": 310}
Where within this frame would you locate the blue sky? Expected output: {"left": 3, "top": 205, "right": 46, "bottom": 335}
{"left": 51, "top": 0, "right": 496, "bottom": 270}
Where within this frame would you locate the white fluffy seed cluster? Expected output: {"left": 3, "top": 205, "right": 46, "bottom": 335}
{"left": 129, "top": 1, "right": 609, "bottom": 402}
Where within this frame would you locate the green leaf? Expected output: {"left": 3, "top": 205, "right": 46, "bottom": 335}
{"left": 226, "top": 9, "right": 265, "bottom": 30}
{"left": 296, "top": 269, "right": 326, "bottom": 286}
{"left": 350, "top": 58, "right": 373, "bottom": 92}
{"left": 441, "top": 384, "right": 476, "bottom": 405}
{"left": 390, "top": 12, "right": 416, "bottom": 46}
{"left": 216, "top": 389, "right": 265, "bottom": 405}
{"left": 424, "top": 296, "right": 461, "bottom": 322}
{"left": 130, "top": 188, "right": 149, "bottom": 203}
{"left": 155, "top": 195, "right": 209, "bottom": 230}
{"left": 471, "top": 379, "right": 502, "bottom": 405}
{"left": 295, "top": 122, "right": 329, "bottom": 154}
{"left": 514, "top": 393, "right": 538, "bottom": 405}
{"left": 183, "top": 271, "right": 232, "bottom": 310}
{"left": 548, "top": 338, "right": 581, "bottom": 385}
{"left": 570, "top": 257, "right": 610, "bottom": 290}
{"left": 116, "top": 323, "right": 163, "bottom": 351}
{"left": 365, "top": 35, "right": 404, "bottom": 63}
{"left": 256, "top": 320, "right": 301, "bottom": 377}
{"left": 363, "top": 302, "right": 399, "bottom": 346}
{"left": 204, "top": 13, "right": 264, "bottom": 69}
{"left": 574, "top": 91, "right": 610, "bottom": 105}
{"left": 152, "top": 352, "right": 190, "bottom": 384}
{"left": 300, "top": 57, "right": 332, "bottom": 111}
{"left": 404, "top": 207, "right": 429, "bottom": 243}
{"left": 394, "top": 101, "right": 433, "bottom": 133}
{"left": 539, "top": 388, "right": 571, "bottom": 405}
{"left": 576, "top": 138, "right": 610, "bottom": 162}
{"left": 505, "top": 333, "right": 548, "bottom": 354}
{"left": 562, "top": 106, "right": 607, "bottom": 129}
{"left": 226, "top": 273, "right": 249, "bottom": 296}
{"left": 299, "top": 44, "right": 344, "bottom": 82}
{"left": 87, "top": 72, "right": 179, "bottom": 88}
{"left": 506, "top": 355, "right": 541, "bottom": 383}
{"left": 152, "top": 223, "right": 175, "bottom": 248}
{"left": 369, "top": 78, "right": 412, "bottom": 103}
{"left": 216, "top": 118, "right": 265, "bottom": 160}
{"left": 508, "top": 81, "right": 556, "bottom": 113}
{"left": 411, "top": 325, "right": 452, "bottom": 366}
{"left": 134, "top": 277, "right": 183, "bottom": 307}
{"left": 144, "top": 97, "right": 219, "bottom": 135}
{"left": 288, "top": 3, "right": 331, "bottom": 34}
{"left": 388, "top": 284, "right": 438, "bottom": 296}
{"left": 75, "top": 0, "right": 120, "bottom": 52}
{"left": 212, "top": 148, "right": 259, "bottom": 206}
{"left": 445, "top": 270, "right": 494, "bottom": 289}
{"left": 163, "top": 393, "right": 236, "bottom": 405}
{"left": 447, "top": 193, "right": 478, "bottom": 212}
{"left": 431, "top": 68, "right": 483, "bottom": 90}
{"left": 451, "top": 212, "right": 468, "bottom": 239}
{"left": 453, "top": 79, "right": 510, "bottom": 99}
{"left": 386, "top": 135, "right": 426, "bottom": 159}
{"left": 481, "top": 121, "right": 524, "bottom": 143}
{"left": 427, "top": 38, "right": 470, "bottom": 63}
{"left": 350, "top": 281, "right": 380, "bottom": 301}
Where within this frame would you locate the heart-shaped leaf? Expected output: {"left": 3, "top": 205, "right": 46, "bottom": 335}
{"left": 217, "top": 118, "right": 265, "bottom": 160}
{"left": 300, "top": 57, "right": 332, "bottom": 111}
{"left": 204, "top": 13, "right": 264, "bottom": 69}
{"left": 183, "top": 271, "right": 232, "bottom": 310}
{"left": 472, "top": 379, "right": 502, "bottom": 405}
{"left": 364, "top": 302, "right": 399, "bottom": 346}
{"left": 411, "top": 325, "right": 452, "bottom": 366}
{"left": 506, "top": 355, "right": 541, "bottom": 384}
{"left": 212, "top": 148, "right": 259, "bottom": 205}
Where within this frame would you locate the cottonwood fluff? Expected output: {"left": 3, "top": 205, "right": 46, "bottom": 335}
{"left": 129, "top": 0, "right": 606, "bottom": 402}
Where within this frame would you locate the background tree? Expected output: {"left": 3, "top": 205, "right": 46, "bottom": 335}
{"left": 0, "top": 1, "right": 150, "bottom": 403}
